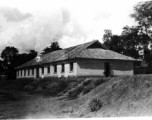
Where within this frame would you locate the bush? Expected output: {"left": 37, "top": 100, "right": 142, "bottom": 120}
{"left": 68, "top": 86, "right": 83, "bottom": 98}
{"left": 46, "top": 82, "right": 59, "bottom": 89}
{"left": 46, "top": 81, "right": 68, "bottom": 96}
{"left": 93, "top": 79, "right": 105, "bottom": 87}
{"left": 82, "top": 86, "right": 94, "bottom": 95}
{"left": 89, "top": 98, "right": 102, "bottom": 112}
{"left": 83, "top": 79, "right": 92, "bottom": 86}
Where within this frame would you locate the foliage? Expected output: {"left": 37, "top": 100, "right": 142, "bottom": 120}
{"left": 89, "top": 98, "right": 102, "bottom": 112}
{"left": 82, "top": 85, "right": 94, "bottom": 95}
{"left": 41, "top": 42, "right": 62, "bottom": 55}
{"left": 103, "top": 29, "right": 112, "bottom": 43}
{"left": 131, "top": 1, "right": 152, "bottom": 34}
{"left": 130, "top": 1, "right": 152, "bottom": 65}
{"left": 1, "top": 46, "right": 19, "bottom": 62}
{"left": 1, "top": 46, "right": 19, "bottom": 79}
{"left": 0, "top": 60, "right": 4, "bottom": 73}
{"left": 0, "top": 46, "right": 37, "bottom": 79}
{"left": 15, "top": 50, "right": 37, "bottom": 67}
{"left": 47, "top": 81, "right": 68, "bottom": 96}
{"left": 83, "top": 79, "right": 92, "bottom": 86}
{"left": 103, "top": 1, "right": 152, "bottom": 62}
{"left": 93, "top": 79, "right": 105, "bottom": 87}
{"left": 68, "top": 86, "right": 83, "bottom": 98}
{"left": 103, "top": 25, "right": 151, "bottom": 60}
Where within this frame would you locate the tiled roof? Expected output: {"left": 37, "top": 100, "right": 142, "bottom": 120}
{"left": 16, "top": 40, "right": 136, "bottom": 69}
{"left": 76, "top": 49, "right": 135, "bottom": 60}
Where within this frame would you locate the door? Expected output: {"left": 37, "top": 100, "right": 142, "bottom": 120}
{"left": 104, "top": 62, "right": 110, "bottom": 77}
{"left": 36, "top": 67, "right": 39, "bottom": 78}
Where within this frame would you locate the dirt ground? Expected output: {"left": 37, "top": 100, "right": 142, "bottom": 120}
{"left": 0, "top": 90, "right": 86, "bottom": 119}
{"left": 1, "top": 75, "right": 152, "bottom": 119}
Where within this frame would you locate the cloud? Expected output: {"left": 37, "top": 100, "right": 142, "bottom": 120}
{"left": 61, "top": 8, "right": 70, "bottom": 26}
{"left": 0, "top": 0, "right": 143, "bottom": 55}
{"left": 0, "top": 5, "right": 114, "bottom": 54}
{"left": 1, "top": 7, "right": 32, "bottom": 22}
{"left": 5, "top": 7, "right": 91, "bottom": 53}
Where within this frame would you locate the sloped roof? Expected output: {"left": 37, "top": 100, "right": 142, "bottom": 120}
{"left": 16, "top": 40, "right": 136, "bottom": 69}
{"left": 76, "top": 49, "right": 135, "bottom": 60}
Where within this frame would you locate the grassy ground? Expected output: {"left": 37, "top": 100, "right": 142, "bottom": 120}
{"left": 1, "top": 75, "right": 152, "bottom": 118}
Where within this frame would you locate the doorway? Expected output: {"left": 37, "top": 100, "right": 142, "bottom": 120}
{"left": 104, "top": 62, "right": 111, "bottom": 77}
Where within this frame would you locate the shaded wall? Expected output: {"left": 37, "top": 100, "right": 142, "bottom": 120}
{"left": 77, "top": 59, "right": 134, "bottom": 77}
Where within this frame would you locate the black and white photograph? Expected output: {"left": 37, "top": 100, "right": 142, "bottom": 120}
{"left": 0, "top": 0, "right": 152, "bottom": 119}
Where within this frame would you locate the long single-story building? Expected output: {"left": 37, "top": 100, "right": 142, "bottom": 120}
{"left": 16, "top": 40, "right": 137, "bottom": 79}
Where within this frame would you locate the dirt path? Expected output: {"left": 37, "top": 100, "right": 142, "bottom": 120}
{"left": 0, "top": 90, "right": 69, "bottom": 119}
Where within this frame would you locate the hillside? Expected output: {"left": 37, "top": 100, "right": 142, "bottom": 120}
{"left": 1, "top": 75, "right": 152, "bottom": 118}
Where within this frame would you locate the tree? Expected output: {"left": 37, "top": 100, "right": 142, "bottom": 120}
{"left": 103, "top": 26, "right": 151, "bottom": 59}
{"left": 1, "top": 46, "right": 18, "bottom": 64}
{"left": 28, "top": 50, "right": 37, "bottom": 60}
{"left": 122, "top": 25, "right": 132, "bottom": 36}
{"left": 103, "top": 29, "right": 112, "bottom": 43}
{"left": 0, "top": 60, "right": 4, "bottom": 74}
{"left": 0, "top": 46, "right": 38, "bottom": 79}
{"left": 131, "top": 1, "right": 152, "bottom": 64}
{"left": 41, "top": 42, "right": 62, "bottom": 55}
{"left": 131, "top": 1, "right": 152, "bottom": 35}
{"left": 1, "top": 46, "right": 19, "bottom": 79}
{"left": 14, "top": 50, "right": 37, "bottom": 68}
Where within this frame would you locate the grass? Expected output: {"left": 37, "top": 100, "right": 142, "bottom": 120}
{"left": 68, "top": 86, "right": 84, "bottom": 98}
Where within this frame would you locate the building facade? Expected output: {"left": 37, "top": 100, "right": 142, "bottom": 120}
{"left": 16, "top": 40, "right": 136, "bottom": 79}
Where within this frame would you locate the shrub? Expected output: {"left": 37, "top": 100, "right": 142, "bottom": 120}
{"left": 46, "top": 82, "right": 59, "bottom": 89}
{"left": 68, "top": 86, "right": 83, "bottom": 98}
{"left": 82, "top": 86, "right": 94, "bottom": 95}
{"left": 57, "top": 81, "right": 68, "bottom": 92}
{"left": 46, "top": 81, "right": 68, "bottom": 96}
{"left": 83, "top": 79, "right": 92, "bottom": 86}
{"left": 93, "top": 79, "right": 105, "bottom": 87}
{"left": 89, "top": 98, "right": 102, "bottom": 112}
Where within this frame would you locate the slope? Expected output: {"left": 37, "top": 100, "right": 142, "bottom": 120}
{"left": 49, "top": 74, "right": 152, "bottom": 117}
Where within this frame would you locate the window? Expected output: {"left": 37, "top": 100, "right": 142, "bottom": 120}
{"left": 47, "top": 66, "right": 50, "bottom": 74}
{"left": 42, "top": 67, "right": 44, "bottom": 74}
{"left": 32, "top": 68, "right": 34, "bottom": 75}
{"left": 54, "top": 65, "right": 57, "bottom": 73}
{"left": 24, "top": 70, "right": 26, "bottom": 76}
{"left": 61, "top": 64, "right": 64, "bottom": 73}
{"left": 70, "top": 62, "right": 74, "bottom": 72}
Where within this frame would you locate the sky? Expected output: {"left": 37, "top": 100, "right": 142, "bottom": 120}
{"left": 0, "top": 0, "right": 148, "bottom": 54}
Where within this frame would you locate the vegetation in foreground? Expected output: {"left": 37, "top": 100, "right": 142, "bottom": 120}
{"left": 1, "top": 74, "right": 152, "bottom": 118}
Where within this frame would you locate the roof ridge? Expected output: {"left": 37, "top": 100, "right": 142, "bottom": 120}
{"left": 38, "top": 40, "right": 98, "bottom": 58}
{"left": 73, "top": 40, "right": 102, "bottom": 58}
{"left": 66, "top": 40, "right": 98, "bottom": 58}
{"left": 56, "top": 40, "right": 98, "bottom": 60}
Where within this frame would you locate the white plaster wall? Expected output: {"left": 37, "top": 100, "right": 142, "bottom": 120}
{"left": 38, "top": 62, "right": 78, "bottom": 78}
{"left": 17, "top": 68, "right": 36, "bottom": 79}
{"left": 59, "top": 62, "right": 77, "bottom": 77}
